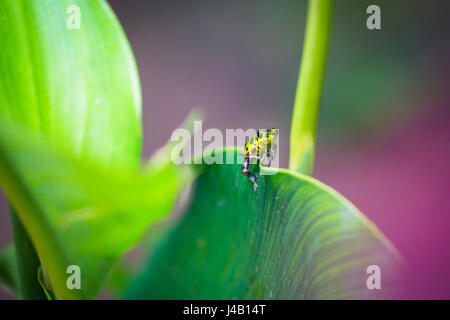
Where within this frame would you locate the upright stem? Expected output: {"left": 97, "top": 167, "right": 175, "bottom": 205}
{"left": 0, "top": 152, "right": 82, "bottom": 299}
{"left": 289, "top": 0, "right": 333, "bottom": 175}
{"left": 10, "top": 205, "right": 46, "bottom": 299}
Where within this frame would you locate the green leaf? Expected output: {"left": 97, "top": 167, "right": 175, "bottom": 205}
{"left": 0, "top": 0, "right": 142, "bottom": 171}
{"left": 0, "top": 0, "right": 150, "bottom": 299}
{"left": 0, "top": 245, "right": 19, "bottom": 296}
{"left": 125, "top": 149, "right": 404, "bottom": 299}
{"left": 0, "top": 116, "right": 190, "bottom": 299}
{"left": 37, "top": 266, "right": 55, "bottom": 300}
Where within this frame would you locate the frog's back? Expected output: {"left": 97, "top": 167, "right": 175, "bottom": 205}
{"left": 244, "top": 133, "right": 258, "bottom": 156}
{"left": 244, "top": 129, "right": 273, "bottom": 156}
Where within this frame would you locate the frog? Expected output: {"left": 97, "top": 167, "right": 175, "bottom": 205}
{"left": 240, "top": 128, "right": 279, "bottom": 191}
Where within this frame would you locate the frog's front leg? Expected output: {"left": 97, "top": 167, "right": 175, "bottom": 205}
{"left": 267, "top": 144, "right": 277, "bottom": 167}
{"left": 261, "top": 144, "right": 277, "bottom": 167}
{"left": 264, "top": 153, "right": 274, "bottom": 167}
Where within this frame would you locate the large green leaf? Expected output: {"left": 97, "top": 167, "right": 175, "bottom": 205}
{"left": 0, "top": 0, "right": 149, "bottom": 299}
{"left": 125, "top": 149, "right": 404, "bottom": 299}
{"left": 0, "top": 116, "right": 189, "bottom": 299}
{"left": 0, "top": 0, "right": 141, "bottom": 171}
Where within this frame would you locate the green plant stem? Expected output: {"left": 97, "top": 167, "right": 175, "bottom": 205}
{"left": 10, "top": 205, "right": 47, "bottom": 299}
{"left": 0, "top": 244, "right": 20, "bottom": 295}
{"left": 289, "top": 0, "right": 333, "bottom": 175}
{"left": 0, "top": 152, "right": 82, "bottom": 299}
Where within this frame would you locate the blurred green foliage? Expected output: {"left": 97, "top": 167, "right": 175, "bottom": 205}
{"left": 0, "top": 0, "right": 187, "bottom": 299}
{"left": 0, "top": 0, "right": 410, "bottom": 300}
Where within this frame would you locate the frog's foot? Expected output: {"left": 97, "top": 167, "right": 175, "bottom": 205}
{"left": 260, "top": 154, "right": 271, "bottom": 167}
{"left": 262, "top": 149, "right": 277, "bottom": 167}
{"left": 260, "top": 158, "right": 270, "bottom": 167}
{"left": 248, "top": 174, "right": 258, "bottom": 192}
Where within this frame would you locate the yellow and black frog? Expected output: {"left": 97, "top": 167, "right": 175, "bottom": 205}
{"left": 240, "top": 128, "right": 279, "bottom": 191}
